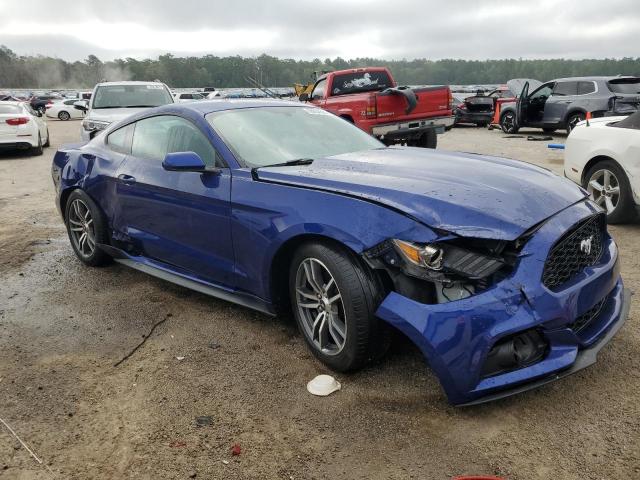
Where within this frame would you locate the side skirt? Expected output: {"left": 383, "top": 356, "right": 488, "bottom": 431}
{"left": 98, "top": 244, "right": 275, "bottom": 316}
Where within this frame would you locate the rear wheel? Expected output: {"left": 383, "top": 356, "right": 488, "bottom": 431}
{"left": 64, "top": 190, "right": 111, "bottom": 266}
{"left": 584, "top": 161, "right": 637, "bottom": 224}
{"left": 500, "top": 111, "right": 519, "bottom": 133}
{"left": 408, "top": 130, "right": 437, "bottom": 149}
{"left": 58, "top": 111, "right": 71, "bottom": 121}
{"left": 289, "top": 242, "right": 388, "bottom": 372}
{"left": 30, "top": 134, "right": 43, "bottom": 156}
{"left": 566, "top": 112, "right": 585, "bottom": 133}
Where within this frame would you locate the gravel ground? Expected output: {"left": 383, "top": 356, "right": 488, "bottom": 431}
{"left": 0, "top": 120, "right": 638, "bottom": 480}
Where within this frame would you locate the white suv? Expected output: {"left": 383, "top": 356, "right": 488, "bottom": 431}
{"left": 76, "top": 81, "right": 174, "bottom": 141}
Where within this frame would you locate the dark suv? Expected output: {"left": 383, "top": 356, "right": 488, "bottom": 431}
{"left": 499, "top": 76, "right": 640, "bottom": 134}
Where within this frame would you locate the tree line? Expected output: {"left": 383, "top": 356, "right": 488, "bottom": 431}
{"left": 1, "top": 45, "right": 639, "bottom": 89}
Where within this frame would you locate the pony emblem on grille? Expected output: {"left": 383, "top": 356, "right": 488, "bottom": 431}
{"left": 580, "top": 236, "right": 593, "bottom": 255}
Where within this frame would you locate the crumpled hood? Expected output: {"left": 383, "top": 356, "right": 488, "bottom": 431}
{"left": 255, "top": 148, "right": 588, "bottom": 240}
{"left": 86, "top": 107, "right": 151, "bottom": 125}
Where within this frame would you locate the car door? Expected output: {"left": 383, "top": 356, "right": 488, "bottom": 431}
{"left": 545, "top": 81, "right": 578, "bottom": 125}
{"left": 308, "top": 78, "right": 327, "bottom": 108}
{"left": 114, "top": 114, "right": 234, "bottom": 287}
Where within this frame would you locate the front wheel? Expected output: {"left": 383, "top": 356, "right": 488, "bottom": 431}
{"left": 584, "top": 161, "right": 637, "bottom": 224}
{"left": 64, "top": 190, "right": 112, "bottom": 266}
{"left": 500, "top": 111, "right": 519, "bottom": 134}
{"left": 289, "top": 243, "right": 387, "bottom": 372}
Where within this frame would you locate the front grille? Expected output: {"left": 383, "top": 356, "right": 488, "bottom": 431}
{"left": 571, "top": 296, "right": 607, "bottom": 333}
{"left": 542, "top": 214, "right": 605, "bottom": 289}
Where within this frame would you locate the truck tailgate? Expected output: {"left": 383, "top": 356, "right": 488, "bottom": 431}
{"left": 375, "top": 86, "right": 450, "bottom": 122}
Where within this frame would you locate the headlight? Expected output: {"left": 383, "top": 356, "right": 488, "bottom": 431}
{"left": 393, "top": 240, "right": 443, "bottom": 270}
{"left": 391, "top": 239, "right": 505, "bottom": 280}
{"left": 82, "top": 120, "right": 110, "bottom": 132}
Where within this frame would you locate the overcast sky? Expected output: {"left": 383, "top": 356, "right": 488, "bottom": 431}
{"left": 1, "top": 0, "right": 638, "bottom": 61}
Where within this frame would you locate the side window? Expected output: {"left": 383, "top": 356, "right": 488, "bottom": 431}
{"left": 131, "top": 115, "right": 221, "bottom": 167}
{"left": 311, "top": 79, "right": 327, "bottom": 100}
{"left": 64, "top": 100, "right": 76, "bottom": 105}
{"left": 530, "top": 84, "right": 553, "bottom": 100}
{"left": 553, "top": 81, "right": 578, "bottom": 96}
{"left": 106, "top": 124, "right": 133, "bottom": 154}
{"left": 577, "top": 81, "right": 596, "bottom": 95}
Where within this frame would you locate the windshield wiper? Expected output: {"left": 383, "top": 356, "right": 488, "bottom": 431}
{"left": 251, "top": 158, "right": 314, "bottom": 179}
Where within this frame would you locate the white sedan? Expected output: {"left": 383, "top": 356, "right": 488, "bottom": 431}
{"left": 564, "top": 112, "right": 640, "bottom": 223}
{"left": 45, "top": 99, "right": 85, "bottom": 121}
{"left": 0, "top": 101, "right": 50, "bottom": 155}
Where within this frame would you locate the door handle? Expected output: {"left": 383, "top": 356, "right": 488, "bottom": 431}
{"left": 117, "top": 174, "right": 136, "bottom": 185}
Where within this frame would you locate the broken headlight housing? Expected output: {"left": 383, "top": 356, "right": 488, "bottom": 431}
{"left": 364, "top": 238, "right": 519, "bottom": 304}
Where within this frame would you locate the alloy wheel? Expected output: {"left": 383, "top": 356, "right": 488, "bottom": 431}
{"left": 501, "top": 112, "right": 515, "bottom": 132}
{"left": 68, "top": 199, "right": 96, "bottom": 257}
{"left": 588, "top": 169, "right": 620, "bottom": 214}
{"left": 295, "top": 258, "right": 347, "bottom": 355}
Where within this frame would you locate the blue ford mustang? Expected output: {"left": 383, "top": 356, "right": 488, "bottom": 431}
{"left": 51, "top": 100, "right": 630, "bottom": 405}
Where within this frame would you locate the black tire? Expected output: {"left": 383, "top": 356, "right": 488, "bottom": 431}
{"left": 409, "top": 130, "right": 437, "bottom": 149}
{"left": 58, "top": 111, "right": 71, "bottom": 121}
{"left": 584, "top": 160, "right": 637, "bottom": 224}
{"left": 543, "top": 128, "right": 556, "bottom": 134}
{"left": 64, "top": 190, "right": 112, "bottom": 266}
{"left": 43, "top": 128, "right": 50, "bottom": 147}
{"left": 30, "top": 134, "right": 43, "bottom": 156}
{"left": 566, "top": 112, "right": 585, "bottom": 133}
{"left": 289, "top": 242, "right": 388, "bottom": 372}
{"left": 500, "top": 111, "right": 519, "bottom": 134}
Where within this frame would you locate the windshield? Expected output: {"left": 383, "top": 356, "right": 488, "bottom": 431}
{"left": 92, "top": 84, "right": 173, "bottom": 109}
{"left": 608, "top": 78, "right": 640, "bottom": 95}
{"left": 207, "top": 106, "right": 383, "bottom": 168}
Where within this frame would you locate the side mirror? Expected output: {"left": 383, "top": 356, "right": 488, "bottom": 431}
{"left": 298, "top": 93, "right": 309, "bottom": 102}
{"left": 162, "top": 151, "right": 214, "bottom": 173}
{"left": 74, "top": 100, "right": 88, "bottom": 112}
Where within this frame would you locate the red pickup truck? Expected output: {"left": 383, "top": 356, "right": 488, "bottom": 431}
{"left": 300, "top": 67, "right": 454, "bottom": 148}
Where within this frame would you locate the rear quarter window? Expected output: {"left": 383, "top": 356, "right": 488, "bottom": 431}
{"left": 0, "top": 105, "right": 21, "bottom": 114}
{"left": 577, "top": 82, "right": 596, "bottom": 95}
{"left": 330, "top": 71, "right": 392, "bottom": 95}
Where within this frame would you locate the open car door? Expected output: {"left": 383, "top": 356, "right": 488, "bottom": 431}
{"left": 515, "top": 82, "right": 529, "bottom": 127}
{"left": 507, "top": 78, "right": 542, "bottom": 128}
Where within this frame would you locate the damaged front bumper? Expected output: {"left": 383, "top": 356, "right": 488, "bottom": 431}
{"left": 375, "top": 202, "right": 631, "bottom": 405}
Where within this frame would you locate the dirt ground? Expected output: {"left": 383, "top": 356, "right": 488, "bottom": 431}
{"left": 1, "top": 120, "right": 638, "bottom": 480}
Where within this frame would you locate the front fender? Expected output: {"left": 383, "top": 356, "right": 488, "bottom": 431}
{"left": 230, "top": 169, "right": 438, "bottom": 301}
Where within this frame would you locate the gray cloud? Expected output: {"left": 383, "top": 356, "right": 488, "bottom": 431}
{"left": 1, "top": 0, "right": 638, "bottom": 61}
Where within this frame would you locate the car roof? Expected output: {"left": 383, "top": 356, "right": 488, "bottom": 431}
{"left": 553, "top": 76, "right": 638, "bottom": 82}
{"left": 0, "top": 101, "right": 26, "bottom": 106}
{"left": 94, "top": 81, "right": 167, "bottom": 87}
{"left": 152, "top": 98, "right": 303, "bottom": 115}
